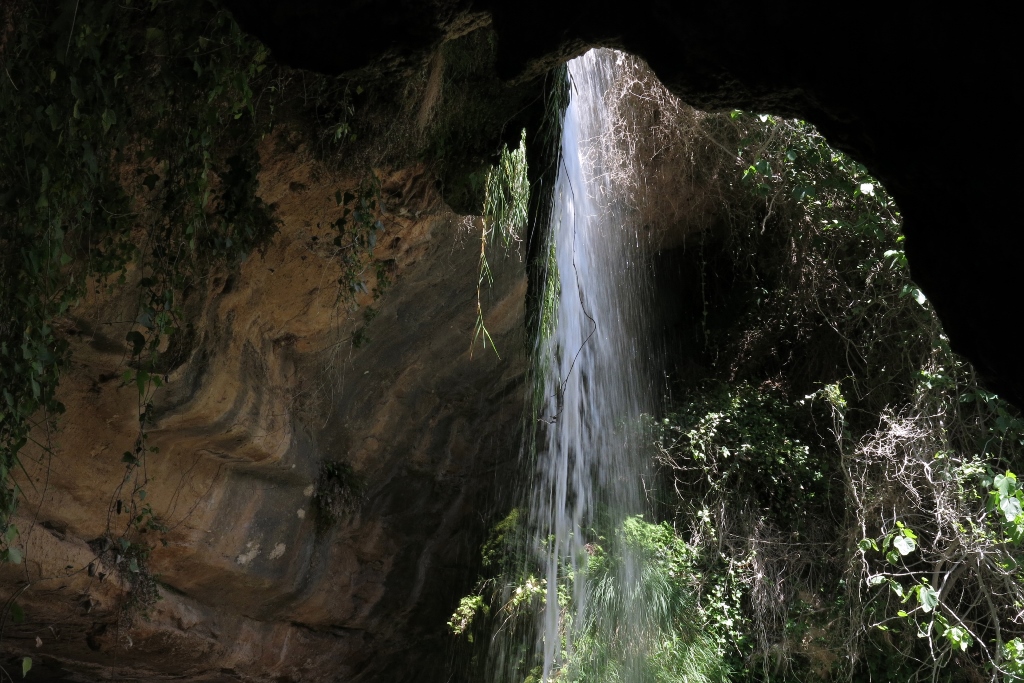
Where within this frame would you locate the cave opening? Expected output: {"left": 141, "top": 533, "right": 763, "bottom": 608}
{"left": 0, "top": 4, "right": 1020, "bottom": 682}
{"left": 447, "top": 46, "right": 1024, "bottom": 683}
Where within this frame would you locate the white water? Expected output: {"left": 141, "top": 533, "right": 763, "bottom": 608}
{"left": 530, "top": 48, "right": 656, "bottom": 680}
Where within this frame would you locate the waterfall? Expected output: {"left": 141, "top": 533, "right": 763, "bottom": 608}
{"left": 530, "top": 48, "right": 657, "bottom": 680}
{"left": 473, "top": 47, "right": 727, "bottom": 683}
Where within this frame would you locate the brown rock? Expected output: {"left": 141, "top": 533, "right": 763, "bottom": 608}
{"left": 2, "top": 133, "right": 526, "bottom": 682}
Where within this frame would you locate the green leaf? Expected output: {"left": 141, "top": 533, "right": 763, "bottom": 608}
{"left": 6, "top": 546, "right": 23, "bottom": 564}
{"left": 22, "top": 656, "right": 31, "bottom": 678}
{"left": 919, "top": 585, "right": 939, "bottom": 613}
{"left": 1001, "top": 495, "right": 1022, "bottom": 522}
{"left": 893, "top": 535, "right": 916, "bottom": 555}
{"left": 101, "top": 109, "right": 117, "bottom": 133}
{"left": 997, "top": 472, "right": 1018, "bottom": 496}
{"left": 944, "top": 625, "right": 972, "bottom": 651}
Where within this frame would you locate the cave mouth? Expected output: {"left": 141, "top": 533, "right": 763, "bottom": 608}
{"left": 447, "top": 47, "right": 1023, "bottom": 683}
{"left": 223, "top": 0, "right": 1021, "bottom": 410}
{"left": 1, "top": 4, "right": 1020, "bottom": 682}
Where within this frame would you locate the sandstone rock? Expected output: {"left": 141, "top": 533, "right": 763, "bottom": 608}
{"left": 2, "top": 135, "right": 526, "bottom": 682}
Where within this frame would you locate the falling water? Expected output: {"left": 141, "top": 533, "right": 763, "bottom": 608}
{"left": 530, "top": 48, "right": 657, "bottom": 680}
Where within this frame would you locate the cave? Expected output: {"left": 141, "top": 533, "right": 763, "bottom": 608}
{"left": 1, "top": 2, "right": 1020, "bottom": 681}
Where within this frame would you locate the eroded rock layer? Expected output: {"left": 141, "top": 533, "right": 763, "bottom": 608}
{"left": 2, "top": 134, "right": 527, "bottom": 682}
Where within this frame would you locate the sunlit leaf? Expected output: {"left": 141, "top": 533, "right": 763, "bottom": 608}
{"left": 919, "top": 585, "right": 938, "bottom": 613}
{"left": 893, "top": 535, "right": 916, "bottom": 555}
{"left": 1001, "top": 495, "right": 1022, "bottom": 522}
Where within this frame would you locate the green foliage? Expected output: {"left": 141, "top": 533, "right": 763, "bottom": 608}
{"left": 648, "top": 106, "right": 1024, "bottom": 681}
{"left": 656, "top": 383, "right": 838, "bottom": 675}
{"left": 0, "top": 0, "right": 284, "bottom": 562}
{"left": 330, "top": 177, "right": 390, "bottom": 305}
{"left": 481, "top": 508, "right": 521, "bottom": 569}
{"left": 563, "top": 517, "right": 727, "bottom": 683}
{"left": 483, "top": 129, "right": 530, "bottom": 248}
{"left": 473, "top": 129, "right": 529, "bottom": 357}
{"left": 656, "top": 382, "right": 825, "bottom": 524}
{"left": 449, "top": 594, "right": 487, "bottom": 637}
{"left": 1004, "top": 638, "right": 1024, "bottom": 681}
{"left": 537, "top": 238, "right": 560, "bottom": 344}
{"left": 525, "top": 64, "right": 568, "bottom": 350}
{"left": 735, "top": 122, "right": 926, "bottom": 407}
{"left": 986, "top": 470, "right": 1024, "bottom": 543}
{"left": 860, "top": 520, "right": 919, "bottom": 564}
{"left": 449, "top": 513, "right": 727, "bottom": 683}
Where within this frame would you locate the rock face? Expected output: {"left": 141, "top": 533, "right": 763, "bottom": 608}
{"left": 225, "top": 0, "right": 1021, "bottom": 409}
{"left": 1, "top": 137, "right": 527, "bottom": 681}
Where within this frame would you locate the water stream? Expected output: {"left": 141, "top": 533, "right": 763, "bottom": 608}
{"left": 529, "top": 47, "right": 657, "bottom": 681}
